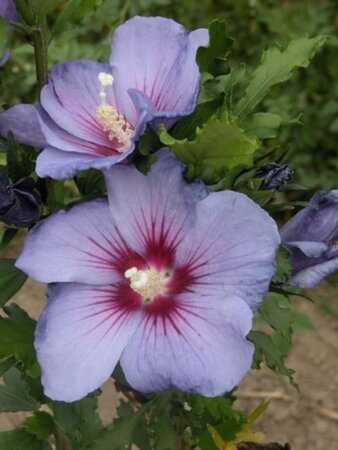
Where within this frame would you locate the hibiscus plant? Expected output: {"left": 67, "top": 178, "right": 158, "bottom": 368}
{"left": 0, "top": 1, "right": 334, "bottom": 450}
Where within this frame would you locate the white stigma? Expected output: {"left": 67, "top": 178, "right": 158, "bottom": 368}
{"left": 124, "top": 266, "right": 169, "bottom": 303}
{"left": 98, "top": 72, "right": 114, "bottom": 104}
{"left": 96, "top": 72, "right": 133, "bottom": 151}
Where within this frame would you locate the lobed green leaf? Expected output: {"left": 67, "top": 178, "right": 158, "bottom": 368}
{"left": 234, "top": 36, "right": 327, "bottom": 118}
{"left": 0, "top": 367, "right": 39, "bottom": 412}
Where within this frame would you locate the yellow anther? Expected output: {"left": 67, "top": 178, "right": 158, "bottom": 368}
{"left": 96, "top": 72, "right": 133, "bottom": 151}
{"left": 125, "top": 266, "right": 169, "bottom": 303}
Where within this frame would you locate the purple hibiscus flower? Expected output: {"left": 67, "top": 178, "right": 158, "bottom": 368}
{"left": 281, "top": 190, "right": 338, "bottom": 288}
{"left": 0, "top": 0, "right": 20, "bottom": 66}
{"left": 16, "top": 151, "right": 280, "bottom": 402}
{"left": 0, "top": 16, "right": 208, "bottom": 179}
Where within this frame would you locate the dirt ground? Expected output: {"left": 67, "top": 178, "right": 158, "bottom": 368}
{"left": 1, "top": 236, "right": 338, "bottom": 449}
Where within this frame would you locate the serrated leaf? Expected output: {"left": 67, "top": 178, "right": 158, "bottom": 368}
{"left": 259, "top": 293, "right": 293, "bottom": 333}
{"left": 250, "top": 291, "right": 297, "bottom": 385}
{"left": 197, "top": 20, "right": 233, "bottom": 76}
{"left": 53, "top": 0, "right": 105, "bottom": 35}
{"left": 23, "top": 411, "right": 56, "bottom": 440}
{"left": 0, "top": 429, "right": 44, "bottom": 450}
{"left": 53, "top": 396, "right": 105, "bottom": 447}
{"left": 161, "top": 116, "right": 259, "bottom": 181}
{"left": 187, "top": 396, "right": 234, "bottom": 419}
{"left": 89, "top": 402, "right": 151, "bottom": 450}
{"left": 249, "top": 330, "right": 295, "bottom": 382}
{"left": 0, "top": 367, "right": 39, "bottom": 412}
{"left": 0, "top": 259, "right": 27, "bottom": 307}
{"left": 115, "top": 401, "right": 152, "bottom": 450}
{"left": 234, "top": 36, "right": 327, "bottom": 117}
{"left": 0, "top": 316, "right": 36, "bottom": 367}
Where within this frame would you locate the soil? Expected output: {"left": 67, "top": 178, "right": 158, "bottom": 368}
{"left": 1, "top": 235, "right": 338, "bottom": 449}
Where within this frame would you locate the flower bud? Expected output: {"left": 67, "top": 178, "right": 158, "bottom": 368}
{"left": 281, "top": 190, "right": 338, "bottom": 287}
{"left": 0, "top": 175, "right": 41, "bottom": 227}
{"left": 255, "top": 163, "right": 293, "bottom": 190}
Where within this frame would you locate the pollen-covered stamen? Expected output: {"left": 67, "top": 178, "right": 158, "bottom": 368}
{"left": 96, "top": 72, "right": 133, "bottom": 152}
{"left": 125, "top": 266, "right": 170, "bottom": 304}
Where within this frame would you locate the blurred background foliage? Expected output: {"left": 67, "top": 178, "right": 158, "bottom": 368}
{"left": 0, "top": 0, "right": 337, "bottom": 190}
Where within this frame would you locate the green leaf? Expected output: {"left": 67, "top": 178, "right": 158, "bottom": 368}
{"left": 250, "top": 291, "right": 297, "bottom": 385}
{"left": 172, "top": 96, "right": 225, "bottom": 141}
{"left": 53, "top": 396, "right": 105, "bottom": 448}
{"left": 0, "top": 228, "right": 18, "bottom": 252}
{"left": 187, "top": 395, "right": 234, "bottom": 420}
{"left": 75, "top": 169, "right": 106, "bottom": 199}
{"left": 196, "top": 20, "right": 233, "bottom": 76}
{"left": 234, "top": 36, "right": 327, "bottom": 117}
{"left": 3, "top": 303, "right": 36, "bottom": 327}
{"left": 114, "top": 401, "right": 151, "bottom": 450}
{"left": 6, "top": 133, "right": 35, "bottom": 182}
{"left": 0, "top": 429, "right": 44, "bottom": 450}
{"left": 272, "top": 246, "right": 292, "bottom": 284}
{"left": 0, "top": 367, "right": 39, "bottom": 412}
{"left": 249, "top": 330, "right": 295, "bottom": 382}
{"left": 89, "top": 402, "right": 151, "bottom": 450}
{"left": 53, "top": 0, "right": 105, "bottom": 35}
{"left": 32, "top": 0, "right": 63, "bottom": 14}
{"left": 0, "top": 260, "right": 27, "bottom": 307}
{"left": 152, "top": 412, "right": 177, "bottom": 450}
{"left": 289, "top": 311, "right": 315, "bottom": 331}
{"left": 0, "top": 316, "right": 36, "bottom": 367}
{"left": 241, "top": 112, "right": 285, "bottom": 139}
{"left": 23, "top": 412, "right": 56, "bottom": 440}
{"left": 0, "top": 355, "right": 16, "bottom": 377}
{"left": 161, "top": 115, "right": 259, "bottom": 182}
{"left": 259, "top": 292, "right": 293, "bottom": 333}
{"left": 137, "top": 126, "right": 162, "bottom": 156}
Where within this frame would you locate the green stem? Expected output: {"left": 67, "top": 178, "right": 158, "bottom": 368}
{"left": 32, "top": 14, "right": 49, "bottom": 95}
{"left": 14, "top": 1, "right": 49, "bottom": 96}
{"left": 54, "top": 429, "right": 73, "bottom": 450}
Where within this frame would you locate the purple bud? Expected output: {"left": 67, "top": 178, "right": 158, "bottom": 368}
{"left": 0, "top": 174, "right": 41, "bottom": 227}
{"left": 281, "top": 190, "right": 338, "bottom": 287}
{"left": 255, "top": 163, "right": 293, "bottom": 190}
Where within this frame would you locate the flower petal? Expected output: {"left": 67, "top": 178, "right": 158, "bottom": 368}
{"left": 37, "top": 107, "right": 114, "bottom": 157}
{"left": 35, "top": 282, "right": 142, "bottom": 401}
{"left": 0, "top": 104, "right": 47, "bottom": 147}
{"left": 110, "top": 16, "right": 208, "bottom": 122}
{"left": 36, "top": 146, "right": 132, "bottom": 180}
{"left": 176, "top": 191, "right": 280, "bottom": 310}
{"left": 103, "top": 150, "right": 208, "bottom": 263}
{"left": 41, "top": 60, "right": 116, "bottom": 146}
{"left": 16, "top": 199, "right": 125, "bottom": 284}
{"left": 120, "top": 295, "right": 254, "bottom": 396}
